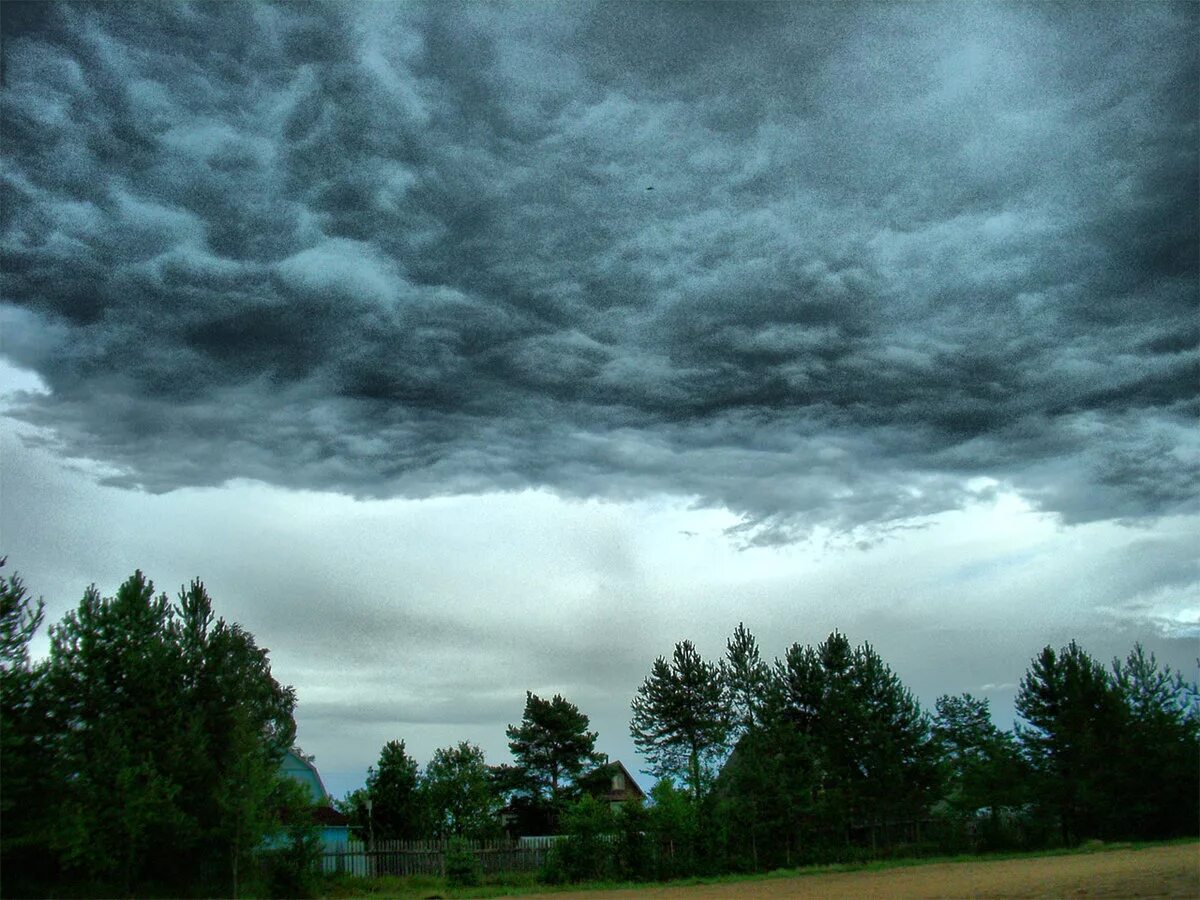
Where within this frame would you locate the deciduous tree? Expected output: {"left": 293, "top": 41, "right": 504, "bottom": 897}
{"left": 424, "top": 741, "right": 500, "bottom": 838}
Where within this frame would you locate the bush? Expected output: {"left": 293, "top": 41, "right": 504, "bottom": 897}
{"left": 647, "top": 779, "right": 698, "bottom": 879}
{"left": 614, "top": 800, "right": 653, "bottom": 881}
{"left": 541, "top": 796, "right": 615, "bottom": 883}
{"left": 444, "top": 836, "right": 481, "bottom": 888}
{"left": 259, "top": 824, "right": 322, "bottom": 899}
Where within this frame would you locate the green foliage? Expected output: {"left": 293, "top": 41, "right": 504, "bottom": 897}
{"left": 261, "top": 825, "right": 322, "bottom": 898}
{"left": 932, "top": 693, "right": 1029, "bottom": 849}
{"left": 723, "top": 622, "right": 770, "bottom": 734}
{"left": 0, "top": 558, "right": 43, "bottom": 672}
{"left": 542, "top": 795, "right": 615, "bottom": 883}
{"left": 931, "top": 696, "right": 1027, "bottom": 830}
{"left": 1109, "top": 644, "right": 1200, "bottom": 838}
{"left": 713, "top": 625, "right": 818, "bottom": 871}
{"left": 777, "top": 632, "right": 939, "bottom": 851}
{"left": 506, "top": 691, "right": 603, "bottom": 828}
{"left": 1016, "top": 640, "right": 1200, "bottom": 845}
{"left": 423, "top": 741, "right": 500, "bottom": 839}
{"left": 1016, "top": 641, "right": 1125, "bottom": 844}
{"left": 613, "top": 799, "right": 653, "bottom": 881}
{"left": 366, "top": 739, "right": 427, "bottom": 839}
{"left": 443, "top": 836, "right": 482, "bottom": 888}
{"left": 647, "top": 778, "right": 699, "bottom": 879}
{"left": 0, "top": 560, "right": 57, "bottom": 890}
{"left": 630, "top": 640, "right": 729, "bottom": 800}
{"left": 1, "top": 568, "right": 297, "bottom": 896}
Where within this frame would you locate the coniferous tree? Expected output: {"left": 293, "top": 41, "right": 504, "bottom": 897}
{"left": 714, "top": 623, "right": 818, "bottom": 870}
{"left": 506, "top": 691, "right": 603, "bottom": 827}
{"left": 1016, "top": 641, "right": 1124, "bottom": 844}
{"left": 932, "top": 693, "right": 1028, "bottom": 847}
{"left": 366, "top": 739, "right": 428, "bottom": 839}
{"left": 1109, "top": 644, "right": 1199, "bottom": 838}
{"left": 847, "top": 640, "right": 939, "bottom": 848}
{"left": 723, "top": 623, "right": 769, "bottom": 735}
{"left": 630, "top": 640, "right": 729, "bottom": 800}
{"left": 0, "top": 561, "right": 54, "bottom": 890}
{"left": 776, "top": 632, "right": 937, "bottom": 849}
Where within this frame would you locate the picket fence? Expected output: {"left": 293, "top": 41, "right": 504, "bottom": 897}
{"left": 320, "top": 836, "right": 564, "bottom": 876}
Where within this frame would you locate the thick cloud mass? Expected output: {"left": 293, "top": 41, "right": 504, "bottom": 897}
{"left": 2, "top": 2, "right": 1197, "bottom": 542}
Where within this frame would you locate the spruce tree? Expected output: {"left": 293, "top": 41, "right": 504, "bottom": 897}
{"left": 367, "top": 739, "right": 427, "bottom": 838}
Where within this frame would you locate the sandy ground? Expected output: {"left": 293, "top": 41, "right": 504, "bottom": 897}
{"left": 519, "top": 843, "right": 1200, "bottom": 899}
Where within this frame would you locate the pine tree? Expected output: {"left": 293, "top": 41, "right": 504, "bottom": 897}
{"left": 723, "top": 623, "right": 769, "bottom": 735}
{"left": 933, "top": 693, "right": 1027, "bottom": 847}
{"left": 0, "top": 560, "right": 54, "bottom": 890}
{"left": 630, "top": 640, "right": 729, "bottom": 800}
{"left": 1016, "top": 641, "right": 1124, "bottom": 844}
{"left": 1109, "top": 644, "right": 1200, "bottom": 838}
{"left": 506, "top": 691, "right": 603, "bottom": 826}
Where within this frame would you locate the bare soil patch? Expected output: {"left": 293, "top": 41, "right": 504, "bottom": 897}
{"left": 524, "top": 842, "right": 1199, "bottom": 899}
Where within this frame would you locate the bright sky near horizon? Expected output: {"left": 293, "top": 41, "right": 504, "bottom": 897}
{"left": 1, "top": 2, "right": 1196, "bottom": 799}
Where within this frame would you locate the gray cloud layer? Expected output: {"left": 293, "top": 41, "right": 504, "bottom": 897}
{"left": 3, "top": 2, "right": 1197, "bottom": 542}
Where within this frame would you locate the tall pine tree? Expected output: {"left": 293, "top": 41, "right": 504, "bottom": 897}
{"left": 630, "top": 640, "right": 729, "bottom": 800}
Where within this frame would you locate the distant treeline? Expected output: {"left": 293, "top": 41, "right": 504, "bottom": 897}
{"left": 330, "top": 625, "right": 1200, "bottom": 884}
{"left": 2, "top": 562, "right": 1197, "bottom": 896}
{"left": 615, "top": 624, "right": 1199, "bottom": 878}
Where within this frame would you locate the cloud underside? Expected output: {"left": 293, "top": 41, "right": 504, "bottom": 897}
{"left": 2, "top": 2, "right": 1197, "bottom": 543}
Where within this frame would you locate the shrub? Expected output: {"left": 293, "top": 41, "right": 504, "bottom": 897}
{"left": 444, "top": 836, "right": 481, "bottom": 888}
{"left": 614, "top": 799, "right": 653, "bottom": 881}
{"left": 260, "top": 824, "right": 322, "bottom": 899}
{"left": 542, "top": 796, "right": 615, "bottom": 883}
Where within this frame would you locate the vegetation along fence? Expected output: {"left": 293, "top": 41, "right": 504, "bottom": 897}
{"left": 320, "top": 837, "right": 563, "bottom": 876}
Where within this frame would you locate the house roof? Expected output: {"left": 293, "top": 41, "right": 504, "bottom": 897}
{"left": 281, "top": 749, "right": 331, "bottom": 804}
{"left": 312, "top": 804, "right": 349, "bottom": 826}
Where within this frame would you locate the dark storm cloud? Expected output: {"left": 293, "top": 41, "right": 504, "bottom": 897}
{"left": 3, "top": 1, "right": 1197, "bottom": 542}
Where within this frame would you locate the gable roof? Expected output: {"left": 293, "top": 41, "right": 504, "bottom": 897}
{"left": 281, "top": 749, "right": 331, "bottom": 805}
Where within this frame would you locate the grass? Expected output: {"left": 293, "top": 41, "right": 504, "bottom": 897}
{"left": 316, "top": 836, "right": 1200, "bottom": 899}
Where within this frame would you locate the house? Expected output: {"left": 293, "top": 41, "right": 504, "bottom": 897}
{"left": 498, "top": 760, "right": 648, "bottom": 838}
{"left": 597, "top": 760, "right": 646, "bottom": 808}
{"left": 278, "top": 749, "right": 351, "bottom": 855}
{"left": 280, "top": 749, "right": 334, "bottom": 805}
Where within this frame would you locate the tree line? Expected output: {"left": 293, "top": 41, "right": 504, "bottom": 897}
{"left": 336, "top": 690, "right": 615, "bottom": 842}
{"left": 327, "top": 621, "right": 1198, "bottom": 883}
{"left": 3, "top": 559, "right": 1197, "bottom": 894}
{"left": 620, "top": 624, "right": 1198, "bottom": 876}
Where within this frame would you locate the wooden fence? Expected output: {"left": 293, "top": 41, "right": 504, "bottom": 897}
{"left": 320, "top": 836, "right": 564, "bottom": 877}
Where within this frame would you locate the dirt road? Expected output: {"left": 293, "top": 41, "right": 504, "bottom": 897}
{"left": 524, "top": 842, "right": 1199, "bottom": 898}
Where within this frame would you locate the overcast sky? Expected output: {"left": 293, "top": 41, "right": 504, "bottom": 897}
{"left": 1, "top": 1, "right": 1197, "bottom": 799}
